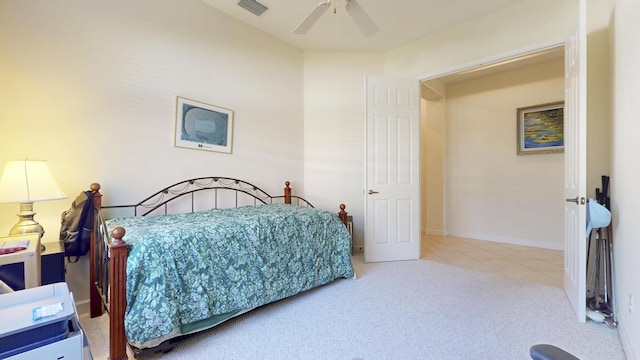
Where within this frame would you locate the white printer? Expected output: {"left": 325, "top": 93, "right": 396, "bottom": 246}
{"left": 0, "top": 282, "right": 93, "bottom": 360}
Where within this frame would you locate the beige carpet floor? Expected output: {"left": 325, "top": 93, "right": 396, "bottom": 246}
{"left": 80, "top": 253, "right": 626, "bottom": 359}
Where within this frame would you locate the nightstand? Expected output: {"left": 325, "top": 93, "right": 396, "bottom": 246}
{"left": 40, "top": 240, "right": 65, "bottom": 285}
{"left": 0, "top": 233, "right": 41, "bottom": 290}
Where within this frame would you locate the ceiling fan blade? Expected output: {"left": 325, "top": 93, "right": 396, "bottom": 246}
{"left": 294, "top": 1, "right": 331, "bottom": 35}
{"left": 345, "top": 0, "right": 378, "bottom": 36}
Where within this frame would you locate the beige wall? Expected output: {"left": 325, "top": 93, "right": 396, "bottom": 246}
{"left": 586, "top": 0, "right": 613, "bottom": 200}
{"left": 611, "top": 0, "right": 640, "bottom": 358}
{"left": 421, "top": 90, "right": 446, "bottom": 235}
{"left": 444, "top": 59, "right": 565, "bottom": 249}
{"left": 383, "top": 0, "right": 574, "bottom": 79}
{"left": 0, "top": 0, "right": 304, "bottom": 311}
{"left": 302, "top": 51, "right": 385, "bottom": 250}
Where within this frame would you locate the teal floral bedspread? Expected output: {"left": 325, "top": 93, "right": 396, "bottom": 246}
{"left": 105, "top": 204, "right": 354, "bottom": 348}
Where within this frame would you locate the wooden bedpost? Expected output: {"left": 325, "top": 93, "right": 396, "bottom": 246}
{"left": 338, "top": 204, "right": 348, "bottom": 227}
{"left": 89, "top": 183, "right": 103, "bottom": 318}
{"left": 110, "top": 226, "right": 128, "bottom": 360}
{"left": 284, "top": 181, "right": 291, "bottom": 204}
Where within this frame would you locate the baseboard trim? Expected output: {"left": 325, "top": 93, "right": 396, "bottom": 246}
{"left": 74, "top": 297, "right": 91, "bottom": 316}
{"left": 618, "top": 323, "right": 637, "bottom": 360}
{"left": 423, "top": 228, "right": 444, "bottom": 235}
{"left": 444, "top": 231, "right": 564, "bottom": 250}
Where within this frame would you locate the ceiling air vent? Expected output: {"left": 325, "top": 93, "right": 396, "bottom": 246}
{"left": 238, "top": 0, "right": 268, "bottom": 16}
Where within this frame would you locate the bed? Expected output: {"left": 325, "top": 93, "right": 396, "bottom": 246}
{"left": 87, "top": 177, "right": 354, "bottom": 360}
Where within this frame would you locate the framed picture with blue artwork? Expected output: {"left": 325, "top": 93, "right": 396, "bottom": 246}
{"left": 517, "top": 101, "right": 564, "bottom": 155}
{"left": 174, "top": 97, "right": 234, "bottom": 153}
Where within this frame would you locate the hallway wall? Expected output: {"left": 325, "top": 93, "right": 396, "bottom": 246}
{"left": 442, "top": 58, "right": 565, "bottom": 248}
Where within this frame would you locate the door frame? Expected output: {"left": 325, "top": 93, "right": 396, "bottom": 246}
{"left": 417, "top": 40, "right": 565, "bottom": 82}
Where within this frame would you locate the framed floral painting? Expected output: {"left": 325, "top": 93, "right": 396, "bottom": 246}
{"left": 517, "top": 101, "right": 564, "bottom": 155}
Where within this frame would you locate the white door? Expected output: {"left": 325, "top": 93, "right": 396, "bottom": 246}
{"left": 364, "top": 75, "right": 420, "bottom": 262}
{"left": 564, "top": 0, "right": 587, "bottom": 323}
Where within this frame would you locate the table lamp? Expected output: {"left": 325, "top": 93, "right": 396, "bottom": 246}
{"left": 0, "top": 160, "right": 67, "bottom": 236}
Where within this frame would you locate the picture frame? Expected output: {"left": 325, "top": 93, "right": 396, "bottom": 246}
{"left": 174, "top": 97, "right": 233, "bottom": 153}
{"left": 517, "top": 101, "right": 564, "bottom": 155}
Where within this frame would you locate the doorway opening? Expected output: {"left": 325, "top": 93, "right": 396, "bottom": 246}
{"left": 419, "top": 46, "right": 566, "bottom": 284}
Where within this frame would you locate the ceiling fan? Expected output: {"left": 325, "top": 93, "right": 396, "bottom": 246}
{"left": 294, "top": 0, "right": 378, "bottom": 37}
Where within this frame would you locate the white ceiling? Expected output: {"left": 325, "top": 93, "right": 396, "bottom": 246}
{"left": 201, "top": 0, "right": 529, "bottom": 51}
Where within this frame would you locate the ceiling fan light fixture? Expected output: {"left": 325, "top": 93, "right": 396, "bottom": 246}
{"left": 237, "top": 0, "right": 268, "bottom": 16}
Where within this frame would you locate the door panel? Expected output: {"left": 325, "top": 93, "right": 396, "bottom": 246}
{"left": 365, "top": 75, "right": 420, "bottom": 262}
{"left": 563, "top": 0, "right": 587, "bottom": 323}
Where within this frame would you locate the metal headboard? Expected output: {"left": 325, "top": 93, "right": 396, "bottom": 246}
{"left": 102, "top": 177, "right": 312, "bottom": 216}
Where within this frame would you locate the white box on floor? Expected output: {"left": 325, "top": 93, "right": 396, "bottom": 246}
{"left": 7, "top": 327, "right": 84, "bottom": 360}
{"left": 0, "top": 282, "right": 93, "bottom": 360}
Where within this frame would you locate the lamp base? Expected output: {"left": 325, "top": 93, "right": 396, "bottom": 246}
{"left": 8, "top": 202, "right": 45, "bottom": 237}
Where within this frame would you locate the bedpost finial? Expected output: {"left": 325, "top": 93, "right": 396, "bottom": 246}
{"left": 338, "top": 204, "right": 348, "bottom": 228}
{"left": 284, "top": 181, "right": 292, "bottom": 204}
{"left": 111, "top": 227, "right": 126, "bottom": 241}
{"left": 90, "top": 183, "right": 101, "bottom": 192}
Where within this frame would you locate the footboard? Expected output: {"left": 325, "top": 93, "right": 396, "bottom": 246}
{"left": 88, "top": 180, "right": 349, "bottom": 360}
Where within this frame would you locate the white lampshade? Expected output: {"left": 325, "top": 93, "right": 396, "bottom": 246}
{"left": 0, "top": 160, "right": 67, "bottom": 236}
{"left": 0, "top": 160, "right": 67, "bottom": 203}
